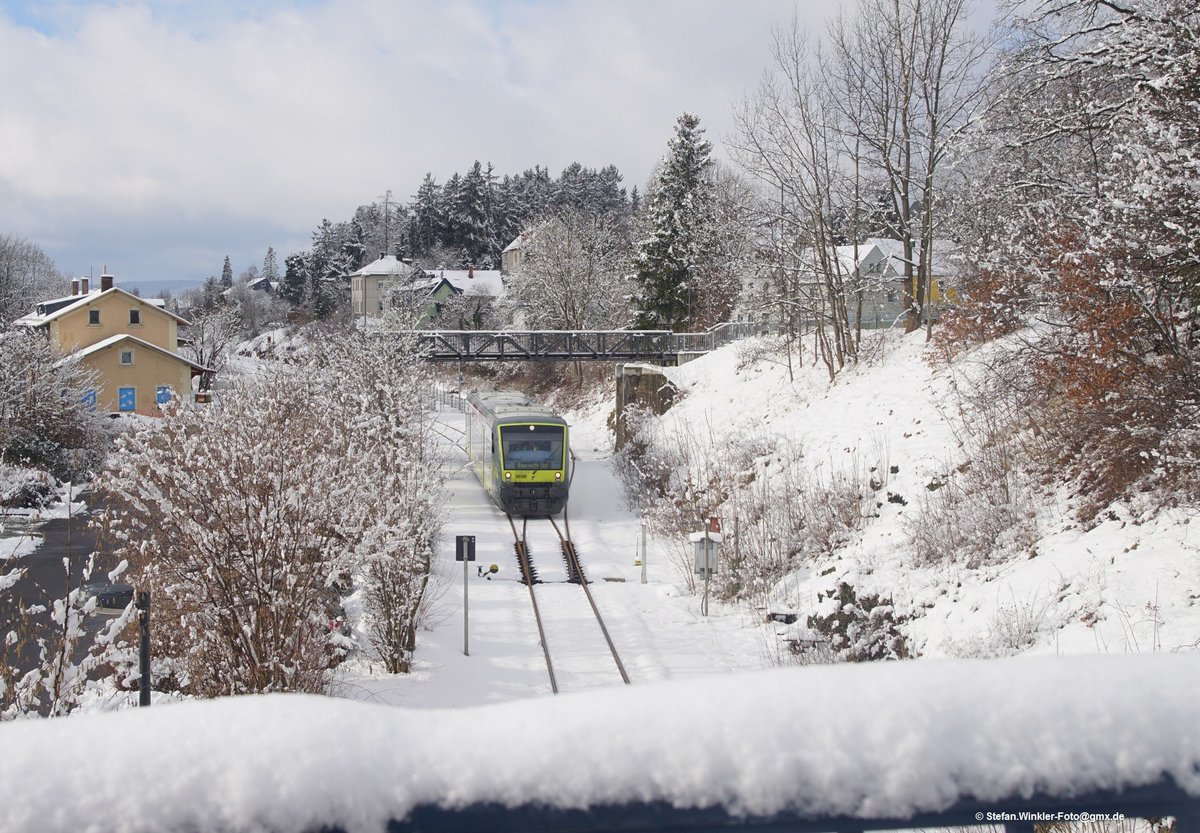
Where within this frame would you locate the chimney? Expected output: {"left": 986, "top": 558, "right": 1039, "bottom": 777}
{"left": 81, "top": 277, "right": 90, "bottom": 294}
{"left": 71, "top": 279, "right": 79, "bottom": 296}
{"left": 100, "top": 274, "right": 114, "bottom": 291}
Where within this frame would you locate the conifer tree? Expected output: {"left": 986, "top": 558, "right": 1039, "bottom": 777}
{"left": 631, "top": 113, "right": 716, "bottom": 331}
{"left": 220, "top": 256, "right": 234, "bottom": 289}
{"left": 262, "top": 247, "right": 279, "bottom": 285}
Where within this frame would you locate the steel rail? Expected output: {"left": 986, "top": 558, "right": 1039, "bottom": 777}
{"left": 548, "top": 513, "right": 631, "bottom": 686}
{"left": 507, "top": 514, "right": 558, "bottom": 694}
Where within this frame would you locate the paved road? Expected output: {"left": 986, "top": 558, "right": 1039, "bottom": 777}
{"left": 1, "top": 495, "right": 111, "bottom": 679}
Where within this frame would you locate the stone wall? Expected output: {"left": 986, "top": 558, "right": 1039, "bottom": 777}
{"left": 614, "top": 364, "right": 677, "bottom": 451}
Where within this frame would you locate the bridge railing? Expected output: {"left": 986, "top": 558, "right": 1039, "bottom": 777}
{"left": 411, "top": 322, "right": 786, "bottom": 363}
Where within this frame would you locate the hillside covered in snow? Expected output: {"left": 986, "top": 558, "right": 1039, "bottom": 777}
{"left": 599, "top": 329, "right": 1199, "bottom": 664}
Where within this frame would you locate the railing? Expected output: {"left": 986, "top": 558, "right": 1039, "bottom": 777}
{"left": 409, "top": 322, "right": 786, "bottom": 364}
{"left": 424, "top": 384, "right": 465, "bottom": 412}
{"left": 374, "top": 780, "right": 1198, "bottom": 833}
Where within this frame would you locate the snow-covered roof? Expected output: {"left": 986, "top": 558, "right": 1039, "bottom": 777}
{"left": 14, "top": 287, "right": 189, "bottom": 328}
{"left": 865, "top": 238, "right": 961, "bottom": 277}
{"left": 348, "top": 254, "right": 420, "bottom": 279}
{"left": 59, "top": 333, "right": 212, "bottom": 372}
{"left": 0, "top": 653, "right": 1195, "bottom": 831}
{"left": 425, "top": 268, "right": 504, "bottom": 297}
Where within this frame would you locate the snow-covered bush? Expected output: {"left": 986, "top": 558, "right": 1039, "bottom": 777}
{"left": 307, "top": 328, "right": 445, "bottom": 673}
{"left": 788, "top": 581, "right": 911, "bottom": 664}
{"left": 1, "top": 554, "right": 134, "bottom": 720}
{"left": 96, "top": 330, "right": 446, "bottom": 695}
{"left": 0, "top": 464, "right": 59, "bottom": 509}
{"left": 619, "top": 410, "right": 874, "bottom": 602}
{"left": 617, "top": 411, "right": 771, "bottom": 593}
{"left": 906, "top": 391, "right": 1040, "bottom": 568}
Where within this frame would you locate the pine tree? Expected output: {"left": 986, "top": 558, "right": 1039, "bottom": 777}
{"left": 409, "top": 174, "right": 442, "bottom": 257}
{"left": 457, "top": 161, "right": 499, "bottom": 267}
{"left": 631, "top": 113, "right": 716, "bottom": 331}
{"left": 280, "top": 253, "right": 309, "bottom": 308}
{"left": 220, "top": 256, "right": 234, "bottom": 289}
{"left": 262, "top": 247, "right": 280, "bottom": 286}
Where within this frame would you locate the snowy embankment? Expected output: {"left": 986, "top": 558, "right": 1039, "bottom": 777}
{"left": 642, "top": 331, "right": 1200, "bottom": 659}
{"left": 2, "top": 653, "right": 1197, "bottom": 832}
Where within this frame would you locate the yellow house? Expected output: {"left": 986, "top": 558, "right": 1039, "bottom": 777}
{"left": 16, "top": 274, "right": 209, "bottom": 415}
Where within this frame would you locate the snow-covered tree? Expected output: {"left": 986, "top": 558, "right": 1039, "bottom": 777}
{"left": 261, "top": 246, "right": 280, "bottom": 286}
{"left": 632, "top": 113, "right": 718, "bottom": 332}
{"left": 219, "top": 256, "right": 233, "bottom": 289}
{"left": 0, "top": 234, "right": 63, "bottom": 326}
{"left": 95, "top": 328, "right": 446, "bottom": 693}
{"left": 180, "top": 305, "right": 239, "bottom": 389}
{"left": 503, "top": 209, "right": 631, "bottom": 332}
{"left": 0, "top": 329, "right": 108, "bottom": 478}
{"left": 942, "top": 0, "right": 1200, "bottom": 511}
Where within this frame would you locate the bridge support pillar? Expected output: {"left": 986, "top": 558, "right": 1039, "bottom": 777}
{"left": 614, "top": 364, "right": 678, "bottom": 451}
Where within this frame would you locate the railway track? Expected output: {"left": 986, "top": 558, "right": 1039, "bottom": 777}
{"left": 507, "top": 511, "right": 631, "bottom": 693}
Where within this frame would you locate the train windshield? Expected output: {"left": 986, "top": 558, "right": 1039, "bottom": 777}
{"left": 500, "top": 425, "right": 565, "bottom": 470}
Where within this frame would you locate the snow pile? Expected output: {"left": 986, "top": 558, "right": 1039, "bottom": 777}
{"left": 1, "top": 653, "right": 1197, "bottom": 832}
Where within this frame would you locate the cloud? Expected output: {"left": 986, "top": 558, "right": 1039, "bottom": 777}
{"left": 0, "top": 0, "right": 839, "bottom": 283}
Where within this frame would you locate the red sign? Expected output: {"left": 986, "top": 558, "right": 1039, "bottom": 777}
{"left": 709, "top": 516, "right": 721, "bottom": 533}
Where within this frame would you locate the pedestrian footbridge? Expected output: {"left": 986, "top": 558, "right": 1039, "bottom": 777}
{"left": 410, "top": 322, "right": 772, "bottom": 363}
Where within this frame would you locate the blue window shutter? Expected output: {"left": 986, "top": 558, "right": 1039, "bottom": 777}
{"left": 82, "top": 389, "right": 97, "bottom": 409}
{"left": 118, "top": 387, "right": 136, "bottom": 412}
{"left": 156, "top": 386, "right": 172, "bottom": 405}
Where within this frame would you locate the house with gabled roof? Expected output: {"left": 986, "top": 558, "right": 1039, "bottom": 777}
{"left": 14, "top": 273, "right": 210, "bottom": 415}
{"left": 349, "top": 254, "right": 504, "bottom": 326}
{"left": 734, "top": 238, "right": 960, "bottom": 331}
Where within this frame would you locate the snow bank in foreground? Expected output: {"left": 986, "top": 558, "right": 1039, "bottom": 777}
{"left": 2, "top": 653, "right": 1197, "bottom": 832}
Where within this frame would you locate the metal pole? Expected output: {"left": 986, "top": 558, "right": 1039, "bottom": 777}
{"left": 703, "top": 538, "right": 711, "bottom": 617}
{"left": 137, "top": 591, "right": 151, "bottom": 707}
{"left": 463, "top": 557, "right": 469, "bottom": 657}
{"left": 640, "top": 520, "right": 648, "bottom": 585}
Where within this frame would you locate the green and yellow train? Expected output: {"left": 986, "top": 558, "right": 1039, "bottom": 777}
{"left": 465, "top": 390, "right": 570, "bottom": 516}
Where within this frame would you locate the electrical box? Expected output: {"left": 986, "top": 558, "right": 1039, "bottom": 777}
{"left": 689, "top": 530, "right": 722, "bottom": 578}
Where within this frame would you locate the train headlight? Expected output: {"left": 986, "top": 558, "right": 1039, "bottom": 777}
{"left": 504, "top": 471, "right": 512, "bottom": 480}
{"left": 554, "top": 472, "right": 562, "bottom": 481}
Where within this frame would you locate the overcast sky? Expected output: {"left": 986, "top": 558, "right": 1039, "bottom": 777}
{"left": 0, "top": 0, "right": 994, "bottom": 289}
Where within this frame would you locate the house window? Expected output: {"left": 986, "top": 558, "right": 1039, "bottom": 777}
{"left": 129, "top": 309, "right": 141, "bottom": 325}
{"left": 119, "top": 349, "right": 134, "bottom": 366}
{"left": 82, "top": 389, "right": 97, "bottom": 410}
{"left": 886, "top": 289, "right": 898, "bottom": 304}
{"left": 88, "top": 309, "right": 100, "bottom": 326}
{"left": 156, "top": 386, "right": 172, "bottom": 406}
{"left": 118, "top": 387, "right": 136, "bottom": 412}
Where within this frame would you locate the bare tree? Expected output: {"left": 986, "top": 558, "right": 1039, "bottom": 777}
{"left": 731, "top": 21, "right": 863, "bottom": 380}
{"left": 180, "top": 305, "right": 240, "bottom": 389}
{"left": 503, "top": 209, "right": 631, "bottom": 332}
{"left": 0, "top": 234, "right": 64, "bottom": 325}
{"left": 828, "top": 0, "right": 991, "bottom": 335}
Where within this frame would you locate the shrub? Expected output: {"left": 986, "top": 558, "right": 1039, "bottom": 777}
{"left": 789, "top": 582, "right": 911, "bottom": 664}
